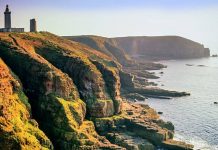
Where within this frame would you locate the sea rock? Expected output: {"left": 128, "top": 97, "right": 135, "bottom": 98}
{"left": 162, "top": 140, "right": 194, "bottom": 150}
{"left": 211, "top": 54, "right": 218, "bottom": 57}
{"left": 124, "top": 93, "right": 146, "bottom": 101}
{"left": 197, "top": 65, "right": 206, "bottom": 67}
{"left": 186, "top": 64, "right": 194, "bottom": 66}
{"left": 94, "top": 101, "right": 192, "bottom": 149}
{"left": 153, "top": 119, "right": 175, "bottom": 131}
{"left": 106, "top": 132, "right": 155, "bottom": 150}
{"left": 158, "top": 112, "right": 163, "bottom": 115}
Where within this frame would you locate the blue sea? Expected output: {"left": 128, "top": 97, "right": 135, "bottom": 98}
{"left": 144, "top": 57, "right": 218, "bottom": 150}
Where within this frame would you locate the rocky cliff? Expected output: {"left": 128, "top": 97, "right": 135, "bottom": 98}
{"left": 0, "top": 58, "right": 52, "bottom": 149}
{"left": 114, "top": 36, "right": 210, "bottom": 60}
{"left": 64, "top": 36, "right": 132, "bottom": 66}
{"left": 66, "top": 36, "right": 210, "bottom": 62}
{"left": 0, "top": 32, "right": 193, "bottom": 150}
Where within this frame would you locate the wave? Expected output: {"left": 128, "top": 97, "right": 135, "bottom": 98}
{"left": 174, "top": 133, "right": 218, "bottom": 150}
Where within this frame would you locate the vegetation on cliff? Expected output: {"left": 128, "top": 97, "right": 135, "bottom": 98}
{"left": 0, "top": 58, "right": 52, "bottom": 149}
{"left": 0, "top": 32, "right": 193, "bottom": 150}
{"left": 64, "top": 35, "right": 131, "bottom": 66}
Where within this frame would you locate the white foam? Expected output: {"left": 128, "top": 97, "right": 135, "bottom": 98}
{"left": 174, "top": 133, "right": 218, "bottom": 150}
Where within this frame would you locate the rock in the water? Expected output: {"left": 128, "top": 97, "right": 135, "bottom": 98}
{"left": 94, "top": 101, "right": 193, "bottom": 150}
{"left": 124, "top": 93, "right": 146, "bottom": 101}
{"left": 158, "top": 112, "right": 163, "bottom": 115}
{"left": 106, "top": 132, "right": 155, "bottom": 150}
{"left": 162, "top": 140, "right": 194, "bottom": 150}
{"left": 186, "top": 64, "right": 194, "bottom": 66}
{"left": 197, "top": 65, "right": 206, "bottom": 67}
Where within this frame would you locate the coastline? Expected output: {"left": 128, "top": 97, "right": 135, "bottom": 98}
{"left": 0, "top": 32, "right": 213, "bottom": 149}
{"left": 120, "top": 59, "right": 195, "bottom": 149}
{"left": 142, "top": 57, "right": 218, "bottom": 150}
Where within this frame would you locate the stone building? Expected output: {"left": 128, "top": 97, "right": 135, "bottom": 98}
{"left": 0, "top": 5, "right": 24, "bottom": 32}
{"left": 30, "top": 19, "right": 37, "bottom": 32}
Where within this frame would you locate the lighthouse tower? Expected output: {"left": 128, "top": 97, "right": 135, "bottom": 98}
{"left": 0, "top": 5, "right": 24, "bottom": 32}
{"left": 4, "top": 5, "right": 11, "bottom": 29}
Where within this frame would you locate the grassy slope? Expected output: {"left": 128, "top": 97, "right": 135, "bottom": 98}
{"left": 64, "top": 35, "right": 132, "bottom": 65}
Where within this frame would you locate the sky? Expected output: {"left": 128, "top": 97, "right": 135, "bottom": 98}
{"left": 0, "top": 0, "right": 218, "bottom": 53}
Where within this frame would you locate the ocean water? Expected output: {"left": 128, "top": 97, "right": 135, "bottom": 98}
{"left": 144, "top": 58, "right": 218, "bottom": 150}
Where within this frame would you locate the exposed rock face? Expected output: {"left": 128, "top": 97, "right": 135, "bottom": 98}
{"left": 65, "top": 35, "right": 210, "bottom": 63}
{"left": 94, "top": 101, "right": 194, "bottom": 150}
{"left": 106, "top": 132, "right": 155, "bottom": 150}
{"left": 114, "top": 36, "right": 210, "bottom": 60}
{"left": 0, "top": 32, "right": 193, "bottom": 150}
{"left": 23, "top": 32, "right": 123, "bottom": 117}
{"left": 91, "top": 60, "right": 122, "bottom": 114}
{"left": 0, "top": 58, "right": 52, "bottom": 149}
{"left": 119, "top": 71, "right": 135, "bottom": 89}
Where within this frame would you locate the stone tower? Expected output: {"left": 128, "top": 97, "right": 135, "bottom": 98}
{"left": 4, "top": 5, "right": 11, "bottom": 29}
{"left": 30, "top": 19, "right": 37, "bottom": 32}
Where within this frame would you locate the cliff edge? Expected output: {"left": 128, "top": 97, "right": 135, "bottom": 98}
{"left": 114, "top": 36, "right": 210, "bottom": 60}
{"left": 0, "top": 32, "right": 193, "bottom": 150}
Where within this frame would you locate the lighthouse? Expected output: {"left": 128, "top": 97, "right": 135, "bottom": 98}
{"left": 0, "top": 5, "right": 24, "bottom": 32}
{"left": 4, "top": 5, "right": 11, "bottom": 29}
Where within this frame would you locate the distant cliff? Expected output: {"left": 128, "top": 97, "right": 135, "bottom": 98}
{"left": 113, "top": 36, "right": 210, "bottom": 60}
{"left": 66, "top": 35, "right": 210, "bottom": 62}
{"left": 64, "top": 35, "right": 132, "bottom": 65}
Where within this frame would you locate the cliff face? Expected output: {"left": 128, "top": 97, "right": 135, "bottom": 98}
{"left": 64, "top": 36, "right": 132, "bottom": 65}
{"left": 0, "top": 32, "right": 120, "bottom": 149}
{"left": 114, "top": 36, "right": 210, "bottom": 60}
{"left": 66, "top": 36, "right": 210, "bottom": 62}
{"left": 0, "top": 58, "right": 52, "bottom": 149}
{"left": 0, "top": 32, "right": 193, "bottom": 150}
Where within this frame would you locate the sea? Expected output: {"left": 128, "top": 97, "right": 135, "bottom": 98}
{"left": 143, "top": 57, "right": 218, "bottom": 150}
